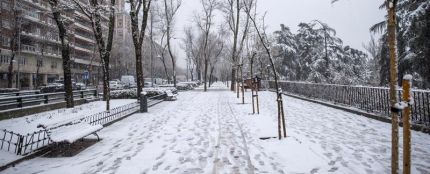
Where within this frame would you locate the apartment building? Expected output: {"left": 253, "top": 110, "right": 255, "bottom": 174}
{"left": 0, "top": 0, "right": 102, "bottom": 89}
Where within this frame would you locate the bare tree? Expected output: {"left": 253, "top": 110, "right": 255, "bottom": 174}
{"left": 196, "top": 0, "right": 218, "bottom": 91}
{"left": 184, "top": 26, "right": 202, "bottom": 81}
{"left": 243, "top": 0, "right": 286, "bottom": 139}
{"left": 129, "top": 0, "right": 152, "bottom": 99}
{"left": 161, "top": 0, "right": 181, "bottom": 87}
{"left": 222, "top": 0, "right": 241, "bottom": 91}
{"left": 208, "top": 33, "right": 225, "bottom": 86}
{"left": 47, "top": 0, "right": 75, "bottom": 108}
{"left": 6, "top": 1, "right": 22, "bottom": 89}
{"left": 386, "top": 0, "right": 400, "bottom": 173}
{"left": 73, "top": 0, "right": 116, "bottom": 110}
{"left": 158, "top": 39, "right": 171, "bottom": 82}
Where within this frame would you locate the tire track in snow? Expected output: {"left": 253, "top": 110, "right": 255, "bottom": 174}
{"left": 212, "top": 93, "right": 223, "bottom": 174}
{"left": 212, "top": 92, "right": 255, "bottom": 174}
{"left": 225, "top": 99, "right": 255, "bottom": 174}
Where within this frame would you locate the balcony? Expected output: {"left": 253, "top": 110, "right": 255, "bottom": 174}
{"left": 74, "top": 44, "right": 93, "bottom": 53}
{"left": 22, "top": 0, "right": 50, "bottom": 11}
{"left": 21, "top": 44, "right": 62, "bottom": 59}
{"left": 21, "top": 44, "right": 40, "bottom": 55}
{"left": 74, "top": 21, "right": 93, "bottom": 32}
{"left": 74, "top": 33, "right": 95, "bottom": 43}
{"left": 20, "top": 31, "right": 61, "bottom": 45}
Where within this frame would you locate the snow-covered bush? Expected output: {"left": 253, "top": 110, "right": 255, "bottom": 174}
{"left": 111, "top": 87, "right": 178, "bottom": 99}
{"left": 110, "top": 89, "right": 137, "bottom": 99}
{"left": 142, "top": 87, "right": 178, "bottom": 95}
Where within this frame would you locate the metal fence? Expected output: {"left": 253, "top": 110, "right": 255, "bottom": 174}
{"left": 0, "top": 94, "right": 168, "bottom": 156}
{"left": 0, "top": 90, "right": 98, "bottom": 111}
{"left": 0, "top": 129, "right": 50, "bottom": 155}
{"left": 264, "top": 80, "right": 430, "bottom": 126}
{"left": 84, "top": 102, "right": 140, "bottom": 126}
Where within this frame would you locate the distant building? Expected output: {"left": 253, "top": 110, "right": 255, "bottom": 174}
{"left": 0, "top": 0, "right": 105, "bottom": 89}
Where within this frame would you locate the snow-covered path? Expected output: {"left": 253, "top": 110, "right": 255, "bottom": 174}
{"left": 2, "top": 83, "right": 430, "bottom": 174}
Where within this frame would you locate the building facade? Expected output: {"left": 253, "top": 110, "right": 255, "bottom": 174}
{"left": 0, "top": 0, "right": 102, "bottom": 89}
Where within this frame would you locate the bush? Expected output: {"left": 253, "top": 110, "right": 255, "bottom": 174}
{"left": 110, "top": 89, "right": 137, "bottom": 99}
{"left": 110, "top": 87, "right": 178, "bottom": 99}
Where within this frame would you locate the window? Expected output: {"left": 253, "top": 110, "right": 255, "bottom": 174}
{"left": 18, "top": 57, "right": 25, "bottom": 65}
{"left": 51, "top": 61, "right": 57, "bottom": 69}
{"left": 117, "top": 20, "right": 123, "bottom": 28}
{"left": 0, "top": 73, "right": 7, "bottom": 80}
{"left": 34, "top": 27, "right": 40, "bottom": 35}
{"left": 37, "top": 59, "right": 43, "bottom": 67}
{"left": 2, "top": 2, "right": 10, "bottom": 10}
{"left": 2, "top": 20, "right": 11, "bottom": 29}
{"left": 1, "top": 36, "right": 10, "bottom": 47}
{"left": 0, "top": 55, "right": 10, "bottom": 64}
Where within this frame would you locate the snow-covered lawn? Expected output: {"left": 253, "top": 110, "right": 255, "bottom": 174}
{"left": 1, "top": 82, "right": 429, "bottom": 174}
{"left": 0, "top": 99, "right": 137, "bottom": 135}
{"left": 0, "top": 99, "right": 137, "bottom": 166}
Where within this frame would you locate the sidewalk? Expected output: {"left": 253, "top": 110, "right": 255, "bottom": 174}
{"left": 2, "top": 83, "right": 430, "bottom": 173}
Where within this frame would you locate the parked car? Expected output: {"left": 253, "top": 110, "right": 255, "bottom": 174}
{"left": 109, "top": 81, "right": 124, "bottom": 90}
{"left": 121, "top": 75, "right": 137, "bottom": 88}
{"left": 177, "top": 82, "right": 193, "bottom": 90}
{"left": 40, "top": 83, "right": 64, "bottom": 93}
{"left": 144, "top": 82, "right": 157, "bottom": 87}
{"left": 75, "top": 83, "right": 87, "bottom": 90}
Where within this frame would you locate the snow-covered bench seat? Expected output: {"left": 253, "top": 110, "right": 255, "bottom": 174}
{"left": 165, "top": 90, "right": 177, "bottom": 101}
{"left": 37, "top": 119, "right": 103, "bottom": 144}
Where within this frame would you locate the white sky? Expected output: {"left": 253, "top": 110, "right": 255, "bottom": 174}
{"left": 170, "top": 0, "right": 386, "bottom": 68}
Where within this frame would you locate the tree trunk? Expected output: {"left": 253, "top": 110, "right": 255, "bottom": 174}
{"left": 129, "top": 0, "right": 150, "bottom": 100}
{"left": 7, "top": 4, "right": 20, "bottom": 89}
{"left": 230, "top": 68, "right": 236, "bottom": 91}
{"left": 135, "top": 45, "right": 144, "bottom": 97}
{"left": 190, "top": 66, "right": 194, "bottom": 81}
{"left": 204, "top": 59, "right": 208, "bottom": 91}
{"left": 36, "top": 60, "right": 40, "bottom": 88}
{"left": 197, "top": 67, "right": 201, "bottom": 81}
{"left": 7, "top": 54, "right": 15, "bottom": 88}
{"left": 230, "top": 0, "right": 240, "bottom": 91}
{"left": 387, "top": 1, "right": 399, "bottom": 173}
{"left": 87, "top": 0, "right": 115, "bottom": 111}
{"left": 244, "top": 0, "right": 286, "bottom": 139}
{"left": 50, "top": 2, "right": 74, "bottom": 108}
{"left": 209, "top": 66, "right": 215, "bottom": 87}
{"left": 164, "top": 0, "right": 176, "bottom": 87}
{"left": 160, "top": 56, "right": 169, "bottom": 82}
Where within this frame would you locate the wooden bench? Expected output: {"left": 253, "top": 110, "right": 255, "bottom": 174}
{"left": 37, "top": 119, "right": 103, "bottom": 156}
{"left": 165, "top": 90, "right": 177, "bottom": 101}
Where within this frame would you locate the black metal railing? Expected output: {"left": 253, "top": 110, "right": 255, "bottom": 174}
{"left": 0, "top": 130, "right": 22, "bottom": 155}
{"left": 264, "top": 80, "right": 430, "bottom": 126}
{"left": 1, "top": 93, "right": 168, "bottom": 156}
{"left": 84, "top": 102, "right": 140, "bottom": 126}
{"left": 0, "top": 89, "right": 98, "bottom": 111}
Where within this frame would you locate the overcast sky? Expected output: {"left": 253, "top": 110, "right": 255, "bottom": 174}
{"left": 171, "top": 0, "right": 386, "bottom": 68}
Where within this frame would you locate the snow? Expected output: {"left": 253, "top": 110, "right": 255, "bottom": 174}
{"left": 49, "top": 123, "right": 103, "bottom": 144}
{"left": 1, "top": 83, "right": 429, "bottom": 173}
{"left": 394, "top": 101, "right": 409, "bottom": 110}
{"left": 403, "top": 74, "right": 413, "bottom": 80}
{"left": 0, "top": 99, "right": 136, "bottom": 135}
{"left": 0, "top": 152, "right": 20, "bottom": 167}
